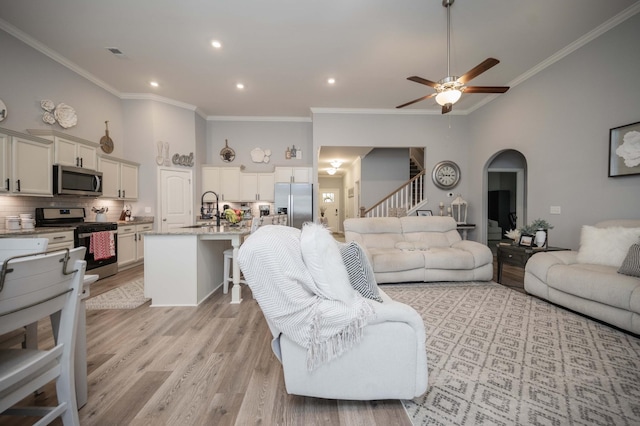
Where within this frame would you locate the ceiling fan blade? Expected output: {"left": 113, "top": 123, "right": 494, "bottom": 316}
{"left": 458, "top": 58, "right": 500, "bottom": 84}
{"left": 442, "top": 103, "right": 453, "bottom": 114}
{"left": 464, "top": 86, "right": 510, "bottom": 93}
{"left": 407, "top": 76, "right": 438, "bottom": 88}
{"left": 396, "top": 93, "right": 436, "bottom": 109}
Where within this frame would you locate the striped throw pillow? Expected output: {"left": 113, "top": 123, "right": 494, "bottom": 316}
{"left": 618, "top": 243, "right": 640, "bottom": 278}
{"left": 339, "top": 241, "right": 383, "bottom": 303}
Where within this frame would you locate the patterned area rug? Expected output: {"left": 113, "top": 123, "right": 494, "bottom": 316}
{"left": 382, "top": 282, "right": 640, "bottom": 426}
{"left": 85, "top": 279, "right": 149, "bottom": 310}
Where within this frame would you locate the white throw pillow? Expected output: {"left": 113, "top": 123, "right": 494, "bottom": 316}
{"left": 576, "top": 226, "right": 640, "bottom": 267}
{"left": 300, "top": 223, "right": 357, "bottom": 303}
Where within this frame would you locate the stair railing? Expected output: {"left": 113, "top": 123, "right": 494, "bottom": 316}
{"left": 360, "top": 171, "right": 426, "bottom": 218}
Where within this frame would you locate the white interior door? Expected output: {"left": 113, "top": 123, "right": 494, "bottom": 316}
{"left": 319, "top": 187, "right": 341, "bottom": 232}
{"left": 159, "top": 168, "right": 192, "bottom": 232}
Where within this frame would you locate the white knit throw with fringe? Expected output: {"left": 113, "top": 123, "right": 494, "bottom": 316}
{"left": 238, "top": 225, "right": 375, "bottom": 370}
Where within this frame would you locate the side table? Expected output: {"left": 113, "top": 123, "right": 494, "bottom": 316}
{"left": 496, "top": 244, "right": 569, "bottom": 283}
{"left": 457, "top": 224, "right": 476, "bottom": 240}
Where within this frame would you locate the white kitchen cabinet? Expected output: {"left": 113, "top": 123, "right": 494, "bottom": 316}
{"left": 274, "top": 166, "right": 313, "bottom": 183}
{"left": 27, "top": 128, "right": 99, "bottom": 170}
{"left": 98, "top": 156, "right": 139, "bottom": 200}
{"left": 0, "top": 133, "right": 9, "bottom": 193}
{"left": 53, "top": 137, "right": 97, "bottom": 170}
{"left": 14, "top": 230, "right": 75, "bottom": 251}
{"left": 201, "top": 166, "right": 240, "bottom": 201}
{"left": 11, "top": 135, "right": 53, "bottom": 196}
{"left": 240, "top": 172, "right": 275, "bottom": 201}
{"left": 135, "top": 223, "right": 153, "bottom": 261}
{"left": 0, "top": 129, "right": 53, "bottom": 196}
{"left": 118, "top": 223, "right": 152, "bottom": 268}
{"left": 36, "top": 230, "right": 75, "bottom": 251}
{"left": 117, "top": 224, "right": 136, "bottom": 267}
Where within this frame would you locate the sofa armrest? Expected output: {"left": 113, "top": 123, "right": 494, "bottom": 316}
{"left": 451, "top": 240, "right": 493, "bottom": 267}
{"left": 525, "top": 250, "right": 578, "bottom": 283}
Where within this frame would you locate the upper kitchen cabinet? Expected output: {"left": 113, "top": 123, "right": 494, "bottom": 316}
{"left": 98, "top": 156, "right": 139, "bottom": 200}
{"left": 53, "top": 137, "right": 97, "bottom": 169}
{"left": 28, "top": 129, "right": 98, "bottom": 170}
{"left": 202, "top": 166, "right": 240, "bottom": 202}
{"left": 0, "top": 133, "right": 8, "bottom": 193}
{"left": 274, "top": 166, "right": 313, "bottom": 183}
{"left": 239, "top": 172, "right": 275, "bottom": 202}
{"left": 0, "top": 128, "right": 53, "bottom": 196}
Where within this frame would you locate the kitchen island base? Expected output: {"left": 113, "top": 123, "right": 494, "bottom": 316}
{"left": 144, "top": 228, "right": 248, "bottom": 306}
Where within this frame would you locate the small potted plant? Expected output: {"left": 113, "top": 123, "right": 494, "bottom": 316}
{"left": 520, "top": 218, "right": 553, "bottom": 248}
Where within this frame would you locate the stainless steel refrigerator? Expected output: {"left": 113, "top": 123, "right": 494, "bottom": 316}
{"left": 274, "top": 183, "right": 313, "bottom": 229}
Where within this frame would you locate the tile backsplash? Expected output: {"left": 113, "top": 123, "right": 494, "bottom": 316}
{"left": 0, "top": 196, "right": 125, "bottom": 229}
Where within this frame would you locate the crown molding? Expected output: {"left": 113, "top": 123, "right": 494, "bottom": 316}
{"left": 310, "top": 107, "right": 465, "bottom": 116}
{"left": 207, "top": 115, "right": 312, "bottom": 122}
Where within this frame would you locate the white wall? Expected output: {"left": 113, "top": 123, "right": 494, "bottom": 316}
{"left": 361, "top": 148, "right": 409, "bottom": 209}
{"left": 206, "top": 119, "right": 312, "bottom": 172}
{"left": 467, "top": 12, "right": 640, "bottom": 249}
{"left": 0, "top": 29, "right": 124, "bottom": 150}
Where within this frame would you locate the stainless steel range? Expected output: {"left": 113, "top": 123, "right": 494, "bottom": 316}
{"left": 35, "top": 207, "right": 118, "bottom": 279}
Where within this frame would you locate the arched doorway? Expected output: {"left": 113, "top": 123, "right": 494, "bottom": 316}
{"left": 484, "top": 150, "right": 527, "bottom": 252}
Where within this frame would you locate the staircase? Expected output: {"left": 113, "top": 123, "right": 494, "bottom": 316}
{"left": 360, "top": 148, "right": 427, "bottom": 218}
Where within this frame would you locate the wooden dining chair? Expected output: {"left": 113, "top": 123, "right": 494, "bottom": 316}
{"left": 0, "top": 247, "right": 86, "bottom": 425}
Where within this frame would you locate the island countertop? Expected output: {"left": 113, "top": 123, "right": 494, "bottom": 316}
{"left": 145, "top": 225, "right": 249, "bottom": 237}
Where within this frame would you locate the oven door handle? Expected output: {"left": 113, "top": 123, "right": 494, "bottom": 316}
{"left": 78, "top": 230, "right": 117, "bottom": 239}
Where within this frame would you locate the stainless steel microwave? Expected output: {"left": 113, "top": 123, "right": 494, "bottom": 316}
{"left": 53, "top": 165, "right": 103, "bottom": 196}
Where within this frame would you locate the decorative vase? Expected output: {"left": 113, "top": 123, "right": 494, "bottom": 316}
{"left": 535, "top": 229, "right": 547, "bottom": 247}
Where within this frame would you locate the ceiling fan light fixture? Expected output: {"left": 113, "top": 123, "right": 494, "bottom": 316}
{"left": 435, "top": 89, "right": 461, "bottom": 106}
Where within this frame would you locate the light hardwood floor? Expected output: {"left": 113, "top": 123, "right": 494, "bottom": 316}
{"left": 8, "top": 256, "right": 522, "bottom": 426}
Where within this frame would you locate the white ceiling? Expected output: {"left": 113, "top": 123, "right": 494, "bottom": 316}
{"left": 1, "top": 0, "right": 639, "bottom": 171}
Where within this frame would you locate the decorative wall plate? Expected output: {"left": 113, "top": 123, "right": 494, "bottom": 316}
{"left": 54, "top": 103, "right": 77, "bottom": 128}
{"left": 0, "top": 99, "right": 7, "bottom": 122}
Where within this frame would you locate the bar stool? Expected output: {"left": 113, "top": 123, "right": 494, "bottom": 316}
{"left": 222, "top": 217, "right": 260, "bottom": 293}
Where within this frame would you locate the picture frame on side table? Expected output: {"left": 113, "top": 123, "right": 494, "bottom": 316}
{"left": 518, "top": 234, "right": 534, "bottom": 247}
{"left": 609, "top": 121, "right": 640, "bottom": 177}
{"left": 417, "top": 210, "right": 433, "bottom": 217}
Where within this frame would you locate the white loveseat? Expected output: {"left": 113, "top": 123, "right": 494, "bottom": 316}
{"left": 344, "top": 216, "right": 493, "bottom": 284}
{"left": 525, "top": 220, "right": 640, "bottom": 335}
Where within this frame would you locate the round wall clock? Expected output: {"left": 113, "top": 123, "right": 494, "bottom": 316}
{"left": 432, "top": 160, "right": 461, "bottom": 189}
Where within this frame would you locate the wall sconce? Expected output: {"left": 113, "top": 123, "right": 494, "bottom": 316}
{"left": 451, "top": 194, "right": 468, "bottom": 224}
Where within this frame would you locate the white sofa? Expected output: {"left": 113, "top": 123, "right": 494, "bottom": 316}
{"left": 344, "top": 216, "right": 493, "bottom": 284}
{"left": 525, "top": 220, "right": 640, "bottom": 334}
{"left": 237, "top": 225, "right": 428, "bottom": 400}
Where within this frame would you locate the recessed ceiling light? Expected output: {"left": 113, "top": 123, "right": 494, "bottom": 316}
{"left": 327, "top": 78, "right": 336, "bottom": 85}
{"left": 211, "top": 40, "right": 222, "bottom": 49}
{"left": 150, "top": 81, "right": 159, "bottom": 88}
{"left": 236, "top": 83, "right": 245, "bottom": 90}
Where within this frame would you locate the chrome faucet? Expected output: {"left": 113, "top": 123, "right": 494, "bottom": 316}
{"left": 200, "top": 191, "right": 220, "bottom": 226}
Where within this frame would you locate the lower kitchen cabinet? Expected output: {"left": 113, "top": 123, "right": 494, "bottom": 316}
{"left": 11, "top": 230, "right": 75, "bottom": 251}
{"left": 118, "top": 223, "right": 153, "bottom": 268}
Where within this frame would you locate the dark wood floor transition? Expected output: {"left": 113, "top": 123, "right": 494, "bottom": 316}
{"left": 6, "top": 257, "right": 522, "bottom": 425}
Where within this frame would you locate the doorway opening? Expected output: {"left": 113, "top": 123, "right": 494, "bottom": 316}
{"left": 485, "top": 150, "right": 527, "bottom": 253}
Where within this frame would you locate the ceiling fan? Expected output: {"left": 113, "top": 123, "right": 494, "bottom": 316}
{"left": 397, "top": 0, "right": 509, "bottom": 114}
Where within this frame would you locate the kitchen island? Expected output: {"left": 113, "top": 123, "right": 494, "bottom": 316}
{"left": 144, "top": 225, "right": 250, "bottom": 306}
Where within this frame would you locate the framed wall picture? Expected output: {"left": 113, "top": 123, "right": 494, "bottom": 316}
{"left": 518, "top": 234, "right": 534, "bottom": 247}
{"left": 609, "top": 121, "right": 640, "bottom": 177}
{"left": 417, "top": 210, "right": 433, "bottom": 216}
